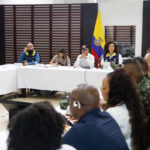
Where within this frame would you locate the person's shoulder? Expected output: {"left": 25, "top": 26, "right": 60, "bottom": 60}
{"left": 89, "top": 53, "right": 94, "bottom": 58}
{"left": 76, "top": 54, "right": 81, "bottom": 58}
{"left": 106, "top": 104, "right": 130, "bottom": 120}
{"left": 20, "top": 51, "right": 26, "bottom": 55}
{"left": 89, "top": 53, "right": 93, "bottom": 56}
{"left": 35, "top": 51, "right": 39, "bottom": 54}
{"left": 58, "top": 144, "right": 76, "bottom": 150}
{"left": 52, "top": 55, "right": 58, "bottom": 59}
{"left": 106, "top": 104, "right": 127, "bottom": 113}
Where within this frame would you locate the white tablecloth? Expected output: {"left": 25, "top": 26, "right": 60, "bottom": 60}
{"left": 0, "top": 130, "right": 8, "bottom": 150}
{"left": 17, "top": 65, "right": 111, "bottom": 92}
{"left": 0, "top": 64, "right": 112, "bottom": 94}
{"left": 86, "top": 69, "right": 112, "bottom": 88}
{"left": 0, "top": 64, "right": 18, "bottom": 95}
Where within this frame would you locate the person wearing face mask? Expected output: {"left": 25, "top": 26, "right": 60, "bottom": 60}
{"left": 19, "top": 42, "right": 40, "bottom": 66}
{"left": 101, "top": 41, "right": 123, "bottom": 67}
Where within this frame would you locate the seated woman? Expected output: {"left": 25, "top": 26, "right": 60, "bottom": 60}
{"left": 101, "top": 41, "right": 123, "bottom": 66}
{"left": 101, "top": 69, "right": 147, "bottom": 150}
{"left": 7, "top": 101, "right": 76, "bottom": 150}
{"left": 50, "top": 48, "right": 70, "bottom": 66}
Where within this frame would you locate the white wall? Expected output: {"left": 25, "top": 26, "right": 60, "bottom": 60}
{"left": 98, "top": 0, "right": 143, "bottom": 56}
{"left": 0, "top": 0, "right": 143, "bottom": 56}
{"left": 0, "top": 0, "right": 96, "bottom": 4}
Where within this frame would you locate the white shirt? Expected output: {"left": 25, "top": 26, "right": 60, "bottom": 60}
{"left": 74, "top": 53, "right": 95, "bottom": 68}
{"left": 58, "top": 144, "right": 76, "bottom": 150}
{"left": 106, "top": 104, "right": 132, "bottom": 150}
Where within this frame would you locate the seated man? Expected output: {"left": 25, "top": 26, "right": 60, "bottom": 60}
{"left": 19, "top": 42, "right": 40, "bottom": 66}
{"left": 74, "top": 47, "right": 94, "bottom": 69}
{"left": 62, "top": 84, "right": 129, "bottom": 150}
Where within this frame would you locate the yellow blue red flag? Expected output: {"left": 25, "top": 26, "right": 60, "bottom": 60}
{"left": 91, "top": 11, "right": 105, "bottom": 66}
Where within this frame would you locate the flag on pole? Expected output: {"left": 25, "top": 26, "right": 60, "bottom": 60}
{"left": 91, "top": 11, "right": 105, "bottom": 67}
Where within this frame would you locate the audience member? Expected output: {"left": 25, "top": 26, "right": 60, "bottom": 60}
{"left": 19, "top": 42, "right": 40, "bottom": 66}
{"left": 62, "top": 84, "right": 129, "bottom": 150}
{"left": 7, "top": 101, "right": 75, "bottom": 150}
{"left": 101, "top": 69, "right": 147, "bottom": 150}
{"left": 50, "top": 48, "right": 70, "bottom": 66}
{"left": 123, "top": 58, "right": 150, "bottom": 143}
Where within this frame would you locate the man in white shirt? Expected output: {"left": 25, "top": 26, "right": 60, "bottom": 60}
{"left": 74, "top": 47, "right": 95, "bottom": 69}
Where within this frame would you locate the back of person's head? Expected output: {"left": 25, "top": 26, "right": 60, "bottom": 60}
{"left": 134, "top": 57, "right": 148, "bottom": 75}
{"left": 104, "top": 41, "right": 118, "bottom": 55}
{"left": 105, "top": 68, "right": 147, "bottom": 150}
{"left": 7, "top": 101, "right": 66, "bottom": 150}
{"left": 75, "top": 84, "right": 99, "bottom": 108}
{"left": 123, "top": 58, "right": 144, "bottom": 82}
{"left": 69, "top": 84, "right": 100, "bottom": 119}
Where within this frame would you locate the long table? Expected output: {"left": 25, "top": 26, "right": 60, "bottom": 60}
{"left": 0, "top": 64, "right": 112, "bottom": 95}
{"left": 0, "top": 64, "right": 18, "bottom": 95}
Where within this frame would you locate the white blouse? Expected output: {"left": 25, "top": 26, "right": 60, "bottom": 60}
{"left": 106, "top": 104, "right": 132, "bottom": 150}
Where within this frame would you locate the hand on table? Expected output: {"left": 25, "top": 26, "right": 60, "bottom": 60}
{"left": 22, "top": 61, "right": 28, "bottom": 66}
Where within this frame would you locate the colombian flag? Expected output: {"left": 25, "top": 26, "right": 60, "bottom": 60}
{"left": 91, "top": 11, "right": 105, "bottom": 67}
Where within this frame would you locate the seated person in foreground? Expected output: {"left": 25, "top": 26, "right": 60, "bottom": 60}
{"left": 7, "top": 101, "right": 76, "bottom": 150}
{"left": 19, "top": 42, "right": 40, "bottom": 66}
{"left": 50, "top": 48, "right": 70, "bottom": 66}
{"left": 74, "top": 47, "right": 94, "bottom": 69}
{"left": 101, "top": 68, "right": 147, "bottom": 150}
{"left": 101, "top": 41, "right": 123, "bottom": 66}
{"left": 62, "top": 84, "right": 129, "bottom": 150}
{"left": 123, "top": 58, "right": 150, "bottom": 146}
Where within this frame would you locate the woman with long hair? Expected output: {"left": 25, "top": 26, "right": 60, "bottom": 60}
{"left": 101, "top": 68, "right": 147, "bottom": 150}
{"left": 50, "top": 48, "right": 70, "bottom": 66}
{"left": 101, "top": 41, "right": 123, "bottom": 66}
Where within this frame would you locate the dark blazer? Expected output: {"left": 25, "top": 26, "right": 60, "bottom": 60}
{"left": 62, "top": 108, "right": 129, "bottom": 150}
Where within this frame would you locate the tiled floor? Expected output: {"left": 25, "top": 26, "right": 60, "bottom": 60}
{"left": 0, "top": 92, "right": 66, "bottom": 132}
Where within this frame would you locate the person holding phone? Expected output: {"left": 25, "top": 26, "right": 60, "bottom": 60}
{"left": 19, "top": 42, "right": 40, "bottom": 66}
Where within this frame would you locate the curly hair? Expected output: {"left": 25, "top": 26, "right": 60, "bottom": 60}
{"left": 7, "top": 101, "right": 66, "bottom": 150}
{"left": 105, "top": 69, "right": 147, "bottom": 150}
{"left": 104, "top": 41, "right": 118, "bottom": 55}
